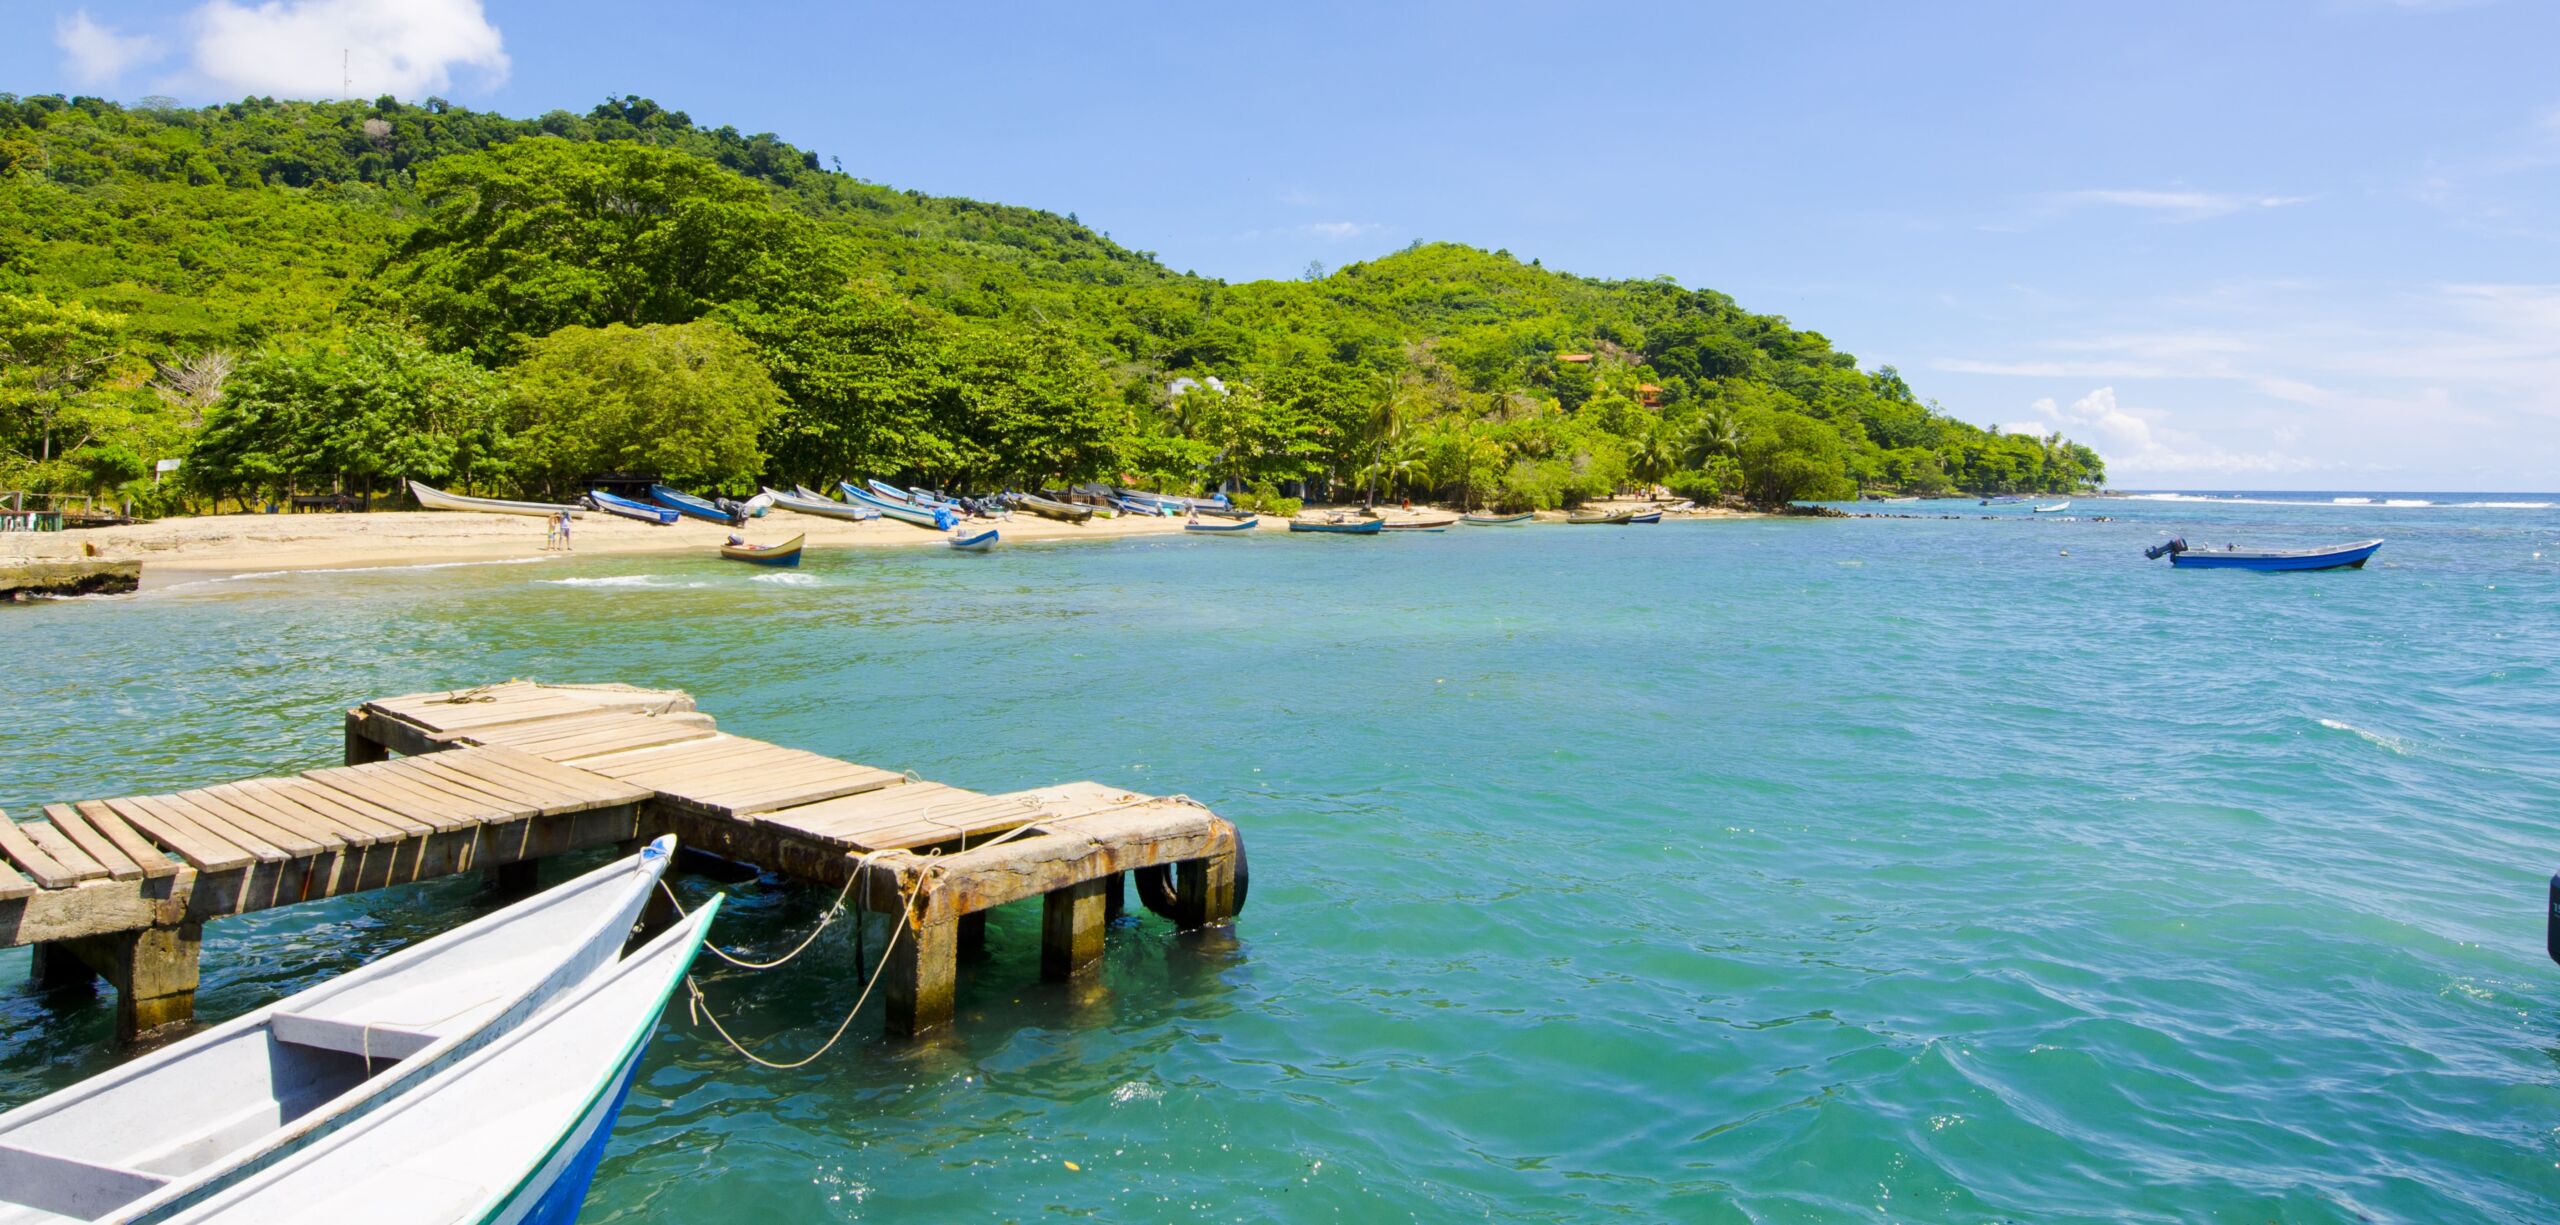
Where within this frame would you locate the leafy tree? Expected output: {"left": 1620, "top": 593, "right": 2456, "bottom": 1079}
{"left": 0, "top": 292, "right": 127, "bottom": 478}
{"left": 1735, "top": 411, "right": 1857, "bottom": 504}
{"left": 501, "top": 320, "right": 780, "bottom": 494}
{"left": 188, "top": 328, "right": 502, "bottom": 504}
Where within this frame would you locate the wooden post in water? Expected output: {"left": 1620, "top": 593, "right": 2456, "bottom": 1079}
{"left": 54, "top": 923, "right": 202, "bottom": 1041}
{"left": 342, "top": 709, "right": 387, "bottom": 765}
{"left": 1041, "top": 878, "right": 1108, "bottom": 980}
{"left": 1101, "top": 870, "right": 1126, "bottom": 923}
{"left": 882, "top": 910, "right": 958, "bottom": 1037}
{"left": 958, "top": 911, "right": 989, "bottom": 960}
{"left": 1170, "top": 850, "right": 1239, "bottom": 930}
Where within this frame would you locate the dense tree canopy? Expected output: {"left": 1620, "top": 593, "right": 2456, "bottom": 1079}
{"left": 0, "top": 92, "right": 2104, "bottom": 512}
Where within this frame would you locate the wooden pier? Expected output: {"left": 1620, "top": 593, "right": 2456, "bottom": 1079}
{"left": 4, "top": 682, "right": 1242, "bottom": 1042}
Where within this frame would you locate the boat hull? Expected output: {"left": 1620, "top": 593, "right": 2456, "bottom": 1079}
{"left": 1185, "top": 517, "right": 1259, "bottom": 532}
{"left": 720, "top": 534, "right": 803, "bottom": 566}
{"left": 839, "top": 483, "right": 958, "bottom": 530}
{"left": 1288, "top": 519, "right": 1385, "bottom": 534}
{"left": 1567, "top": 511, "right": 1635, "bottom": 525}
{"left": 588, "top": 490, "right": 678, "bottom": 525}
{"left": 409, "top": 481, "right": 582, "bottom": 518}
{"left": 1011, "top": 493, "right": 1095, "bottom": 523}
{"left": 762, "top": 487, "right": 876, "bottom": 523}
{"left": 649, "top": 485, "right": 734, "bottom": 524}
{"left": 1461, "top": 513, "right": 1533, "bottom": 525}
{"left": 2172, "top": 540, "right": 2383, "bottom": 571}
{"left": 948, "top": 529, "right": 998, "bottom": 551}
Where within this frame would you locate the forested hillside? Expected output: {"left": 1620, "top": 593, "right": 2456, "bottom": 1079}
{"left": 0, "top": 93, "right": 2101, "bottom": 512}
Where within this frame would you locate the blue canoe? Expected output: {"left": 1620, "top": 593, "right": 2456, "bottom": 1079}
{"left": 1288, "top": 517, "right": 1385, "bottom": 535}
{"left": 947, "top": 528, "right": 998, "bottom": 552}
{"left": 650, "top": 484, "right": 734, "bottom": 524}
{"left": 588, "top": 490, "right": 678, "bottom": 525}
{"left": 1185, "top": 516, "right": 1259, "bottom": 532}
{"left": 840, "top": 482, "right": 958, "bottom": 530}
{"left": 2149, "top": 538, "right": 2384, "bottom": 571}
{"left": 865, "top": 478, "right": 917, "bottom": 504}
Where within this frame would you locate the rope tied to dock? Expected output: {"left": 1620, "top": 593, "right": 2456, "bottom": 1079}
{"left": 673, "top": 852, "right": 932, "bottom": 1071}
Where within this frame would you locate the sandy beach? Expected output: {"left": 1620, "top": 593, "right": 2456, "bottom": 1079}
{"left": 1, "top": 501, "right": 1757, "bottom": 588}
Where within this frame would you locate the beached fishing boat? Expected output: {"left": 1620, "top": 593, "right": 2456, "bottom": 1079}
{"left": 839, "top": 483, "right": 958, "bottom": 530}
{"left": 650, "top": 484, "right": 735, "bottom": 524}
{"left": 741, "top": 492, "right": 773, "bottom": 518}
{"left": 2032, "top": 501, "right": 2071, "bottom": 513}
{"left": 1185, "top": 515, "right": 1259, "bottom": 532}
{"left": 0, "top": 839, "right": 676, "bottom": 1224}
{"left": 947, "top": 528, "right": 999, "bottom": 552}
{"left": 764, "top": 486, "right": 878, "bottom": 522}
{"left": 1567, "top": 509, "right": 1636, "bottom": 525}
{"left": 1113, "top": 496, "right": 1172, "bottom": 517}
{"left": 157, "top": 898, "right": 723, "bottom": 1225}
{"left": 587, "top": 490, "right": 678, "bottom": 525}
{"left": 1382, "top": 516, "right": 1458, "bottom": 532}
{"left": 865, "top": 479, "right": 917, "bottom": 504}
{"left": 2145, "top": 537, "right": 2383, "bottom": 571}
{"left": 1461, "top": 512, "right": 1535, "bottom": 526}
{"left": 719, "top": 533, "right": 803, "bottom": 567}
{"left": 1288, "top": 517, "right": 1385, "bottom": 534}
{"left": 1190, "top": 503, "right": 1256, "bottom": 521}
{"left": 1010, "top": 492, "right": 1095, "bottom": 523}
{"left": 408, "top": 481, "right": 583, "bottom": 519}
{"left": 1628, "top": 510, "right": 1663, "bottom": 524}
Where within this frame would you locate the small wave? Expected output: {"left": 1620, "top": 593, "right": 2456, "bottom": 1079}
{"left": 2317, "top": 718, "right": 2408, "bottom": 755}
{"left": 750, "top": 572, "right": 818, "bottom": 586}
{"left": 2458, "top": 501, "right": 2554, "bottom": 509}
{"left": 537, "top": 574, "right": 665, "bottom": 587}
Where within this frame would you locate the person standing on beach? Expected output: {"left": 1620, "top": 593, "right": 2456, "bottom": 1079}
{"left": 557, "top": 509, "right": 573, "bottom": 552}
{"left": 544, "top": 513, "right": 560, "bottom": 551}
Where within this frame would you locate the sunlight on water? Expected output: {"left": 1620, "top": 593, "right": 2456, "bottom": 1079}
{"left": 4, "top": 494, "right": 2558, "bottom": 1221}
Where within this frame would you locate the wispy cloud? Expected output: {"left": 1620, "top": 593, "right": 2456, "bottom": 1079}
{"left": 55, "top": 10, "right": 167, "bottom": 87}
{"left": 2027, "top": 387, "right": 2323, "bottom": 478}
{"left": 2049, "top": 189, "right": 2313, "bottom": 221}
{"left": 1242, "top": 220, "right": 1383, "bottom": 242}
{"left": 190, "top": 0, "right": 509, "bottom": 98}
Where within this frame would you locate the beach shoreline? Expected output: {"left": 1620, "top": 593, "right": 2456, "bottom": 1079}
{"left": 5, "top": 501, "right": 1762, "bottom": 589}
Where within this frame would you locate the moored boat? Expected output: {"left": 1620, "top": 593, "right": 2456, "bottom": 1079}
{"left": 740, "top": 492, "right": 774, "bottom": 518}
{"left": 1010, "top": 492, "right": 1095, "bottom": 523}
{"left": 2032, "top": 500, "right": 2071, "bottom": 513}
{"left": 0, "top": 838, "right": 677, "bottom": 1224}
{"left": 1567, "top": 509, "right": 1636, "bottom": 525}
{"left": 2145, "top": 537, "right": 2383, "bottom": 571}
{"left": 839, "top": 482, "right": 958, "bottom": 530}
{"left": 1461, "top": 512, "right": 1535, "bottom": 525}
{"left": 719, "top": 533, "right": 803, "bottom": 567}
{"left": 1382, "top": 516, "right": 1458, "bottom": 532}
{"left": 1288, "top": 516, "right": 1385, "bottom": 535}
{"left": 157, "top": 898, "right": 724, "bottom": 1225}
{"left": 865, "top": 479, "right": 917, "bottom": 504}
{"left": 587, "top": 490, "right": 679, "bottom": 525}
{"left": 408, "top": 481, "right": 582, "bottom": 518}
{"left": 650, "top": 484, "right": 736, "bottom": 524}
{"left": 947, "top": 528, "right": 999, "bottom": 552}
{"left": 763, "top": 486, "right": 877, "bottom": 522}
{"left": 1627, "top": 510, "right": 1663, "bottom": 524}
{"left": 1185, "top": 515, "right": 1259, "bottom": 532}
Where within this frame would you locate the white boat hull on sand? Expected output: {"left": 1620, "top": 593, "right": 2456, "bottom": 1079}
{"left": 0, "top": 840, "right": 675, "bottom": 1224}
{"left": 409, "top": 482, "right": 584, "bottom": 518}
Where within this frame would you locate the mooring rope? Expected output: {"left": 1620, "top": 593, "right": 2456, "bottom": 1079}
{"left": 680, "top": 863, "right": 929, "bottom": 1071}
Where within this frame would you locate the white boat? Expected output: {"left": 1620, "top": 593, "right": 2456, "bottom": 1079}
{"left": 2032, "top": 500, "right": 2072, "bottom": 513}
{"left": 761, "top": 486, "right": 877, "bottom": 523}
{"left": 408, "top": 481, "right": 583, "bottom": 518}
{"left": 0, "top": 839, "right": 676, "bottom": 1224}
{"left": 161, "top": 898, "right": 722, "bottom": 1225}
{"left": 740, "top": 492, "right": 774, "bottom": 518}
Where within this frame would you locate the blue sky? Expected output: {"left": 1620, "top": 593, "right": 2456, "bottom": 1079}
{"left": 12, "top": 1, "right": 2560, "bottom": 490}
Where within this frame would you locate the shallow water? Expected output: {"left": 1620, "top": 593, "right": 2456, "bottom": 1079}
{"left": 5, "top": 494, "right": 2559, "bottom": 1221}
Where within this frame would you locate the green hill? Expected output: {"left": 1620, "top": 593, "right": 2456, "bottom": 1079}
{"left": 0, "top": 92, "right": 2099, "bottom": 509}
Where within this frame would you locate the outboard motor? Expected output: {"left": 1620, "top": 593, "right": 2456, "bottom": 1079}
{"left": 715, "top": 496, "right": 746, "bottom": 527}
{"left": 2143, "top": 537, "right": 2188, "bottom": 561}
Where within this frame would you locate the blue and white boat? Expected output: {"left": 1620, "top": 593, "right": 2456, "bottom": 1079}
{"left": 0, "top": 840, "right": 676, "bottom": 1224}
{"left": 1185, "top": 516, "right": 1259, "bottom": 533}
{"left": 2032, "top": 500, "right": 2071, "bottom": 514}
{"left": 649, "top": 485, "right": 734, "bottom": 524}
{"left": 159, "top": 897, "right": 722, "bottom": 1225}
{"left": 864, "top": 479, "right": 917, "bottom": 504}
{"left": 947, "top": 528, "right": 999, "bottom": 552}
{"left": 839, "top": 483, "right": 957, "bottom": 530}
{"left": 1627, "top": 510, "right": 1663, "bottom": 524}
{"left": 587, "top": 490, "right": 678, "bottom": 525}
{"left": 2146, "top": 537, "right": 2384, "bottom": 571}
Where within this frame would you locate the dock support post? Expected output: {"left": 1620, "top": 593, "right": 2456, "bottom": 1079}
{"left": 29, "top": 942, "right": 98, "bottom": 991}
{"left": 343, "top": 710, "right": 387, "bottom": 765}
{"left": 1102, "top": 871, "right": 1126, "bottom": 923}
{"left": 1170, "top": 851, "right": 1239, "bottom": 930}
{"left": 57, "top": 924, "right": 201, "bottom": 1042}
{"left": 485, "top": 860, "right": 539, "bottom": 895}
{"left": 883, "top": 913, "right": 957, "bottom": 1037}
{"left": 958, "top": 911, "right": 989, "bottom": 960}
{"left": 1041, "top": 879, "right": 1108, "bottom": 981}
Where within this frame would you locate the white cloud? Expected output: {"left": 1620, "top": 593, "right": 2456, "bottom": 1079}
{"left": 56, "top": 10, "right": 167, "bottom": 87}
{"left": 1301, "top": 221, "right": 1379, "bottom": 240}
{"left": 2028, "top": 387, "right": 2320, "bottom": 478}
{"left": 2050, "top": 189, "right": 2312, "bottom": 221}
{"left": 190, "top": 0, "right": 508, "bottom": 99}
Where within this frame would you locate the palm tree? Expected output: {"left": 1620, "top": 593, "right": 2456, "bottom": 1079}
{"left": 1685, "top": 407, "right": 1743, "bottom": 470}
{"left": 1631, "top": 426, "right": 1680, "bottom": 496}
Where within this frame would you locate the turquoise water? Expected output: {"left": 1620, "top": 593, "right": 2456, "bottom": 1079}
{"left": 5, "top": 493, "right": 2559, "bottom": 1221}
